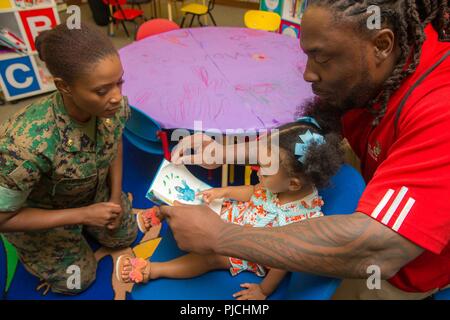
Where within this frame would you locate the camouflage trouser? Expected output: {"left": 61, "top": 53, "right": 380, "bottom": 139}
{"left": 3, "top": 192, "right": 138, "bottom": 295}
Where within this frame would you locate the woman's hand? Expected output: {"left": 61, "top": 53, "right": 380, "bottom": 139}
{"left": 171, "top": 133, "right": 224, "bottom": 170}
{"left": 107, "top": 195, "right": 124, "bottom": 230}
{"left": 198, "top": 188, "right": 228, "bottom": 204}
{"left": 82, "top": 202, "right": 122, "bottom": 230}
{"left": 233, "top": 283, "right": 267, "bottom": 300}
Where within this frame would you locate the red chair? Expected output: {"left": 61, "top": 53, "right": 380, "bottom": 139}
{"left": 135, "top": 19, "right": 180, "bottom": 41}
{"left": 103, "top": 0, "right": 145, "bottom": 38}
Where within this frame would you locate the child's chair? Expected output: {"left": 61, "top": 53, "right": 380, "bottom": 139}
{"left": 180, "top": 0, "right": 217, "bottom": 28}
{"left": 127, "top": 0, "right": 158, "bottom": 20}
{"left": 435, "top": 287, "right": 450, "bottom": 300}
{"left": 127, "top": 0, "right": 152, "bottom": 11}
{"left": 135, "top": 18, "right": 180, "bottom": 41}
{"left": 103, "top": 0, "right": 146, "bottom": 38}
{"left": 124, "top": 105, "right": 171, "bottom": 160}
{"left": 244, "top": 10, "right": 281, "bottom": 32}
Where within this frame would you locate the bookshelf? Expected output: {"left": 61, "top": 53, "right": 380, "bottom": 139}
{"left": 0, "top": 0, "right": 60, "bottom": 102}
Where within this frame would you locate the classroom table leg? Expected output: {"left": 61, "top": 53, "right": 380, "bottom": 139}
{"left": 244, "top": 165, "right": 252, "bottom": 185}
{"left": 221, "top": 164, "right": 228, "bottom": 187}
{"left": 203, "top": 0, "right": 208, "bottom": 25}
{"left": 108, "top": 5, "right": 115, "bottom": 36}
{"left": 167, "top": 0, "right": 173, "bottom": 21}
{"left": 152, "top": 0, "right": 157, "bottom": 18}
{"left": 174, "top": 0, "right": 180, "bottom": 20}
{"left": 208, "top": 169, "right": 213, "bottom": 181}
{"left": 229, "top": 164, "right": 235, "bottom": 185}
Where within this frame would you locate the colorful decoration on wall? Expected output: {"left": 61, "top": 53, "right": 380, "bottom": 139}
{"left": 260, "top": 0, "right": 308, "bottom": 38}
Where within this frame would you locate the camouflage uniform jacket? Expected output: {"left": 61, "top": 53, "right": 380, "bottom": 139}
{"left": 0, "top": 91, "right": 130, "bottom": 212}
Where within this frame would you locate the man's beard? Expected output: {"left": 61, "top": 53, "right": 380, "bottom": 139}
{"left": 298, "top": 76, "right": 379, "bottom": 134}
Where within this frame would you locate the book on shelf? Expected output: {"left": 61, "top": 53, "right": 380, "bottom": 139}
{"left": 0, "top": 28, "right": 27, "bottom": 54}
{"left": 14, "top": 0, "right": 51, "bottom": 8}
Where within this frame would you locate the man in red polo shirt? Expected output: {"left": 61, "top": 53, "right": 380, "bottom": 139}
{"left": 163, "top": 1, "right": 450, "bottom": 299}
{"left": 337, "top": 25, "right": 450, "bottom": 297}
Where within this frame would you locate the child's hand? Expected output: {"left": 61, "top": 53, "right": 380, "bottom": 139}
{"left": 197, "top": 188, "right": 227, "bottom": 204}
{"left": 233, "top": 283, "right": 267, "bottom": 300}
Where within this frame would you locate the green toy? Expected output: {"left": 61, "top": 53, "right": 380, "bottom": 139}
{"left": 1, "top": 234, "right": 18, "bottom": 294}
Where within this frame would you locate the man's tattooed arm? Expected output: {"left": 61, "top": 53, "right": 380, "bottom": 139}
{"left": 214, "top": 212, "right": 424, "bottom": 279}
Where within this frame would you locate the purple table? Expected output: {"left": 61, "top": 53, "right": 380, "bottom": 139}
{"left": 119, "top": 27, "right": 313, "bottom": 131}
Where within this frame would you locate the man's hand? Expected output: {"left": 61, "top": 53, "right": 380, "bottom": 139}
{"left": 159, "top": 202, "right": 227, "bottom": 254}
{"left": 160, "top": 203, "right": 424, "bottom": 280}
{"left": 233, "top": 283, "right": 267, "bottom": 300}
{"left": 171, "top": 133, "right": 224, "bottom": 169}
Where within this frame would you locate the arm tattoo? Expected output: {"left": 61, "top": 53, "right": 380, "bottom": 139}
{"left": 215, "top": 213, "right": 423, "bottom": 279}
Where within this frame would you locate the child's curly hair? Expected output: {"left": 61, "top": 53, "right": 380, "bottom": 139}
{"left": 276, "top": 121, "right": 344, "bottom": 189}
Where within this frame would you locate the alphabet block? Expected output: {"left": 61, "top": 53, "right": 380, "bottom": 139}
{"left": 18, "top": 7, "right": 58, "bottom": 51}
{"left": 0, "top": 55, "right": 40, "bottom": 98}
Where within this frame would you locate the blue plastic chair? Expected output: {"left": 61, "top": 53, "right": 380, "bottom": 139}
{"left": 124, "top": 128, "right": 165, "bottom": 155}
{"left": 124, "top": 105, "right": 167, "bottom": 155}
{"left": 131, "top": 164, "right": 366, "bottom": 300}
{"left": 435, "top": 287, "right": 450, "bottom": 300}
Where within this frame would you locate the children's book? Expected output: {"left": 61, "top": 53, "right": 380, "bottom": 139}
{"left": 146, "top": 160, "right": 223, "bottom": 214}
{"left": 0, "top": 28, "right": 27, "bottom": 54}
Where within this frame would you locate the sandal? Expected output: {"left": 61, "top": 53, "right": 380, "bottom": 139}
{"left": 137, "top": 207, "right": 161, "bottom": 233}
{"left": 116, "top": 254, "right": 149, "bottom": 284}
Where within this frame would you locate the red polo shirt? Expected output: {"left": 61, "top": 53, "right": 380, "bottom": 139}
{"left": 342, "top": 24, "right": 450, "bottom": 293}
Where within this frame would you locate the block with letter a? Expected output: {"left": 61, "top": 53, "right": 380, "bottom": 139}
{"left": 18, "top": 8, "right": 58, "bottom": 51}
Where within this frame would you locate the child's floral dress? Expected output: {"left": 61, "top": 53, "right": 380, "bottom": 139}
{"left": 220, "top": 185, "right": 324, "bottom": 277}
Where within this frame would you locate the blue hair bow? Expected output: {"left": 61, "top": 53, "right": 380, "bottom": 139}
{"left": 294, "top": 130, "right": 325, "bottom": 164}
{"left": 296, "top": 116, "right": 321, "bottom": 130}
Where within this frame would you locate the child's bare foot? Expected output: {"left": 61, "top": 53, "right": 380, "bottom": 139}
{"left": 116, "top": 255, "right": 151, "bottom": 284}
{"left": 137, "top": 207, "right": 161, "bottom": 233}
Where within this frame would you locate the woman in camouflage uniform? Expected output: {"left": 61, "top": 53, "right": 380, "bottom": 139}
{"left": 0, "top": 23, "right": 138, "bottom": 295}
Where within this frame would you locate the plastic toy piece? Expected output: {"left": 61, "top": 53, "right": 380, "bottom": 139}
{"left": 132, "top": 238, "right": 162, "bottom": 260}
{"left": 1, "top": 234, "right": 18, "bottom": 294}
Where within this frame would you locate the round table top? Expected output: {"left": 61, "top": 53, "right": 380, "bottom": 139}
{"left": 119, "top": 27, "right": 313, "bottom": 132}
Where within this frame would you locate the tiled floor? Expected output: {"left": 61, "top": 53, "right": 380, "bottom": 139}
{"left": 0, "top": 1, "right": 249, "bottom": 124}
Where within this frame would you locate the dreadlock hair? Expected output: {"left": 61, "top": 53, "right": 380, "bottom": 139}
{"left": 307, "top": 0, "right": 450, "bottom": 126}
{"left": 35, "top": 22, "right": 118, "bottom": 84}
{"left": 276, "top": 122, "right": 345, "bottom": 189}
